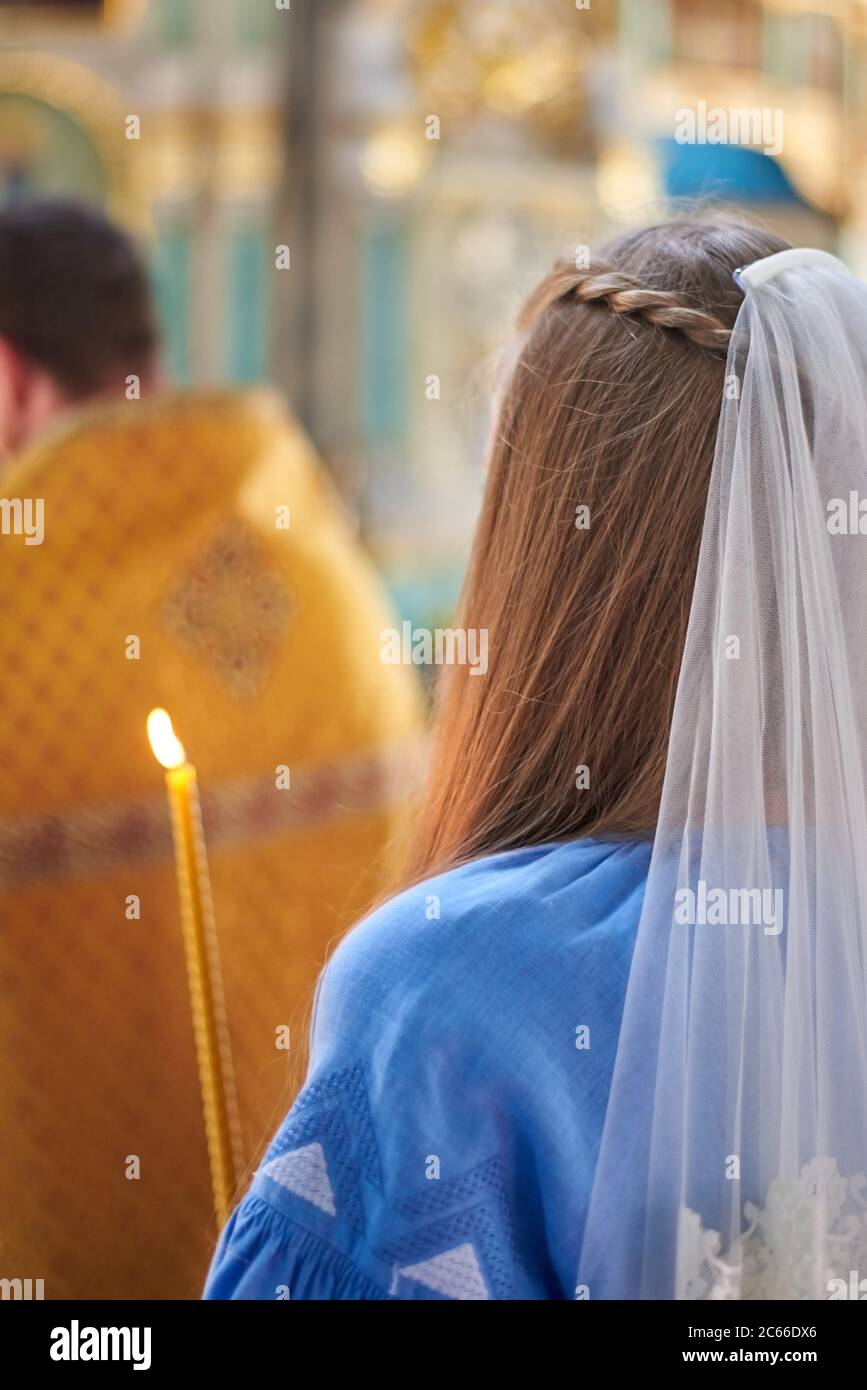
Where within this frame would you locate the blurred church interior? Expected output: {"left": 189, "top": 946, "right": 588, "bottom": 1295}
{"left": 0, "top": 0, "right": 862, "bottom": 630}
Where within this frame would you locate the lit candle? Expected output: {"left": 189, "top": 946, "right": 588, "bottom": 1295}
{"left": 147, "top": 707, "right": 243, "bottom": 1229}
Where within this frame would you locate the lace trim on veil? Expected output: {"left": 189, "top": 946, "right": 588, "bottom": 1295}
{"left": 677, "top": 1159, "right": 867, "bottom": 1300}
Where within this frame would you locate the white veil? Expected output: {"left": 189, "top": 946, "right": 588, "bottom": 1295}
{"left": 578, "top": 248, "right": 867, "bottom": 1300}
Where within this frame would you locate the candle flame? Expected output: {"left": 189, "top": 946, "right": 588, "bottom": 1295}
{"left": 147, "top": 707, "right": 187, "bottom": 769}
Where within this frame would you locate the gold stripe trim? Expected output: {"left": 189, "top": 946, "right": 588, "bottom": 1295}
{"left": 0, "top": 736, "right": 427, "bottom": 890}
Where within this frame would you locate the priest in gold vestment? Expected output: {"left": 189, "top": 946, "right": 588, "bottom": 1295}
{"left": 0, "top": 202, "right": 424, "bottom": 1298}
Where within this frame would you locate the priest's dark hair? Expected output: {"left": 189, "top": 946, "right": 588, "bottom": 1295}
{"left": 0, "top": 198, "right": 158, "bottom": 398}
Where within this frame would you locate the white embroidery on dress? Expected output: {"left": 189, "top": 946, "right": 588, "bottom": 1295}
{"left": 397, "top": 1242, "right": 490, "bottom": 1300}
{"left": 259, "top": 1142, "right": 337, "bottom": 1216}
{"left": 678, "top": 1158, "right": 867, "bottom": 1299}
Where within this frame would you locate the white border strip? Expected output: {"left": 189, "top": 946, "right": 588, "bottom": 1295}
{"left": 736, "top": 247, "right": 848, "bottom": 289}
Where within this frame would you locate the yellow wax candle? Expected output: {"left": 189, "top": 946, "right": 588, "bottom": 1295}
{"left": 147, "top": 708, "right": 243, "bottom": 1229}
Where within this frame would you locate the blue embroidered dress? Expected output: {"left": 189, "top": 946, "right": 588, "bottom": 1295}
{"left": 204, "top": 837, "right": 651, "bottom": 1300}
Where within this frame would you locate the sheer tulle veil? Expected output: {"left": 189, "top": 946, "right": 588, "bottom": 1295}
{"left": 578, "top": 248, "right": 867, "bottom": 1300}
